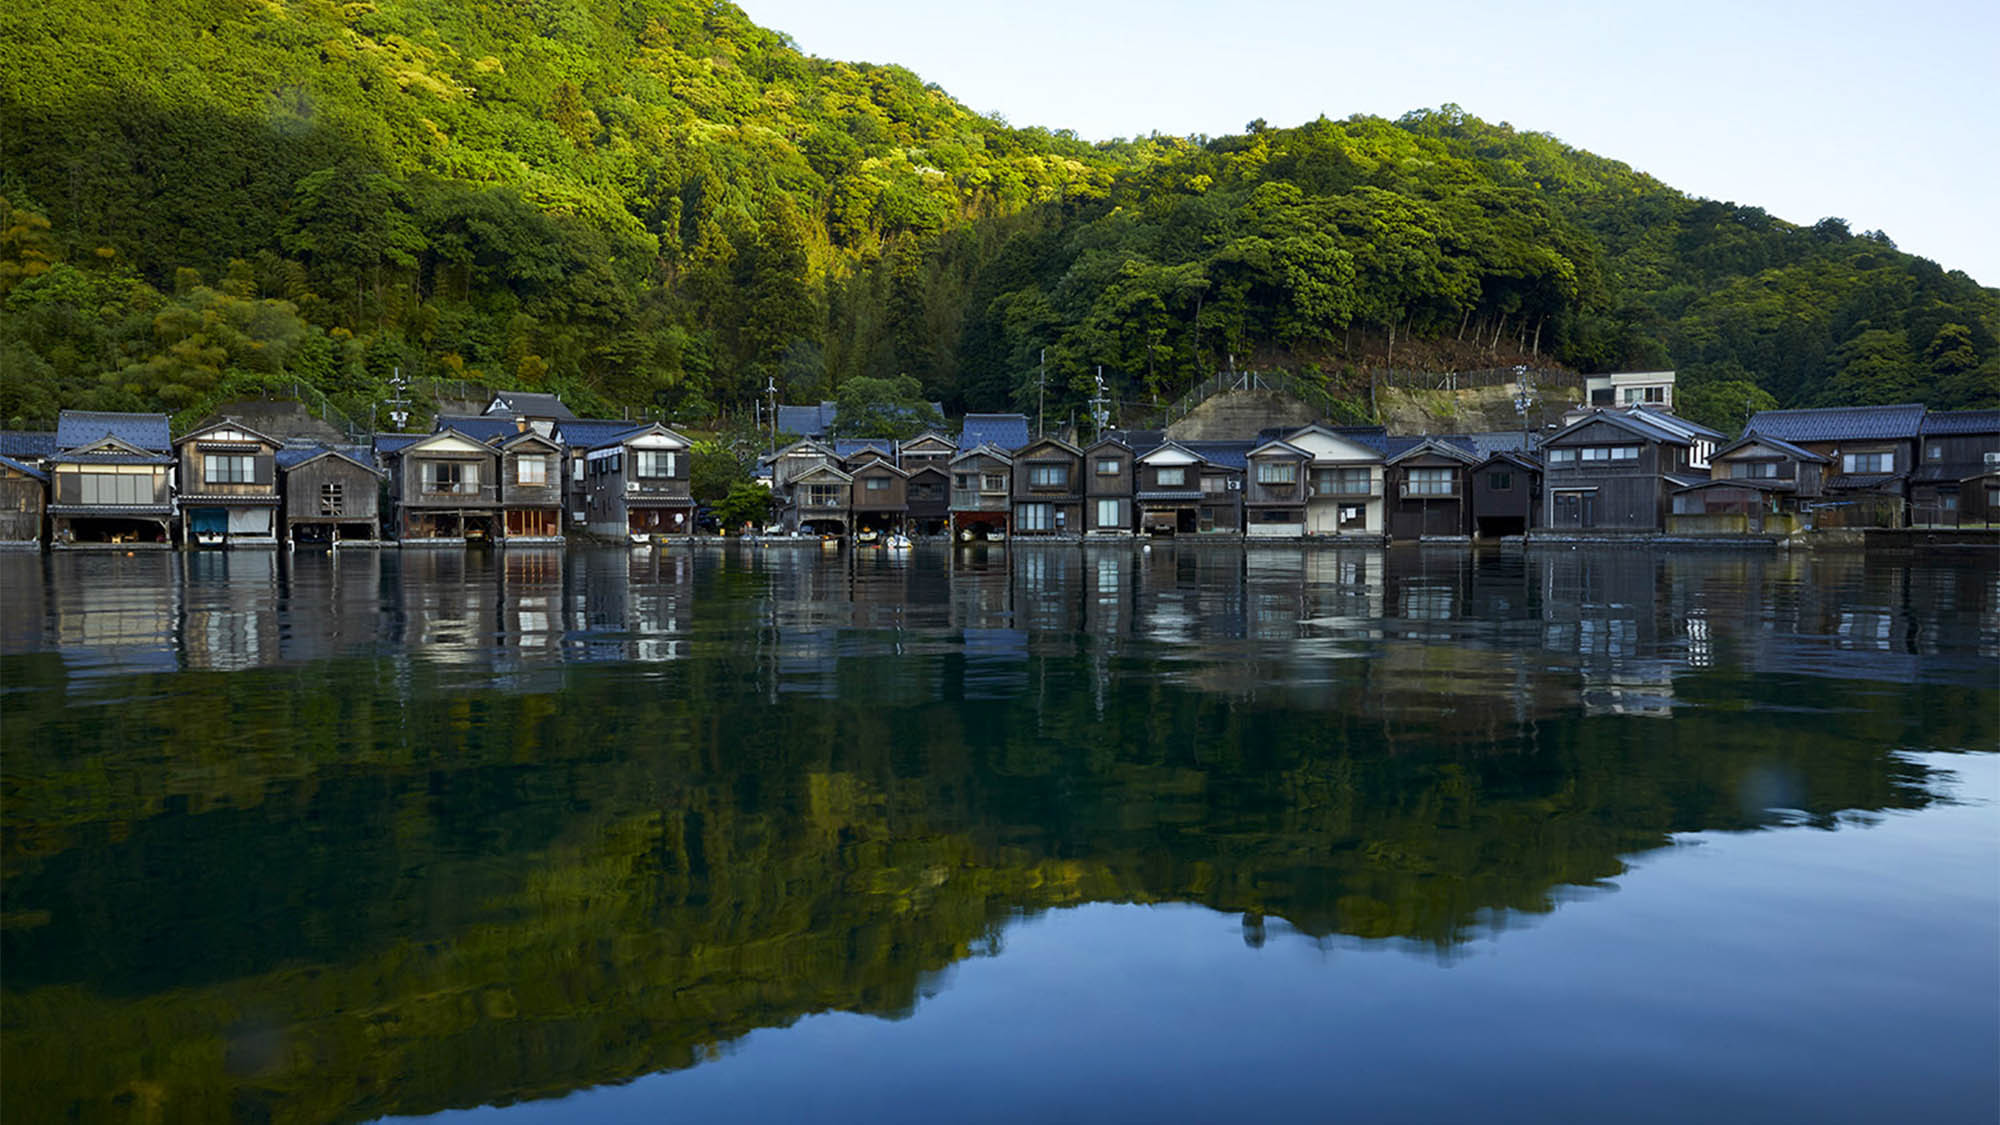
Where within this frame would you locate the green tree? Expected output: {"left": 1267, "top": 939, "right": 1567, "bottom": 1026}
{"left": 830, "top": 374, "right": 944, "bottom": 439}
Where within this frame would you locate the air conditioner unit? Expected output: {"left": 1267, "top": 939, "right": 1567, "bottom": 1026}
{"left": 1985, "top": 451, "right": 2000, "bottom": 469}
{"left": 1226, "top": 479, "right": 1241, "bottom": 490}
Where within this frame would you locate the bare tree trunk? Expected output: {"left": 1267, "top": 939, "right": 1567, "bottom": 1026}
{"left": 1531, "top": 316, "right": 1544, "bottom": 357}
{"left": 1457, "top": 308, "right": 1470, "bottom": 341}
{"left": 1490, "top": 314, "right": 1506, "bottom": 350}
{"left": 1386, "top": 318, "right": 1396, "bottom": 366}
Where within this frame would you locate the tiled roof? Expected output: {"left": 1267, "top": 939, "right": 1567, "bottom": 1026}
{"left": 555, "top": 418, "right": 647, "bottom": 449}
{"left": 1746, "top": 404, "right": 1926, "bottom": 442}
{"left": 958, "top": 413, "right": 1032, "bottom": 451}
{"left": 1720, "top": 431, "right": 1831, "bottom": 463}
{"left": 832, "top": 439, "right": 895, "bottom": 459}
{"left": 1107, "top": 429, "right": 1165, "bottom": 451}
{"left": 776, "top": 402, "right": 837, "bottom": 437}
{"left": 55, "top": 411, "right": 171, "bottom": 453}
{"left": 0, "top": 453, "right": 47, "bottom": 480}
{"left": 276, "top": 445, "right": 380, "bottom": 473}
{"left": 1825, "top": 473, "right": 1907, "bottom": 490}
{"left": 487, "top": 391, "right": 576, "bottom": 420}
{"left": 0, "top": 431, "right": 57, "bottom": 459}
{"left": 436, "top": 415, "right": 525, "bottom": 443}
{"left": 374, "top": 433, "right": 423, "bottom": 456}
{"left": 1920, "top": 409, "right": 2000, "bottom": 436}
{"left": 1181, "top": 441, "right": 1252, "bottom": 470}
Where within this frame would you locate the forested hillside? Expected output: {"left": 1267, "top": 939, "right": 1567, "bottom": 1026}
{"left": 2, "top": 0, "right": 1994, "bottom": 435}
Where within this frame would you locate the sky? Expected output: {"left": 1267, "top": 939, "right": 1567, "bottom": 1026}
{"left": 736, "top": 0, "right": 2000, "bottom": 286}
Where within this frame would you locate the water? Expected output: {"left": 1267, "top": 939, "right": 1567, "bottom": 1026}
{"left": 1, "top": 543, "right": 1994, "bottom": 1124}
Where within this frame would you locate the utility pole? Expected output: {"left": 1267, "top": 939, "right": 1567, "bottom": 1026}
{"left": 765, "top": 375, "right": 778, "bottom": 453}
{"left": 384, "top": 366, "right": 411, "bottom": 432}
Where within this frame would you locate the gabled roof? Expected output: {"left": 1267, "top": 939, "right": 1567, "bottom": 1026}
{"left": 1745, "top": 403, "right": 1926, "bottom": 443}
{"left": 832, "top": 439, "right": 896, "bottom": 459}
{"left": 48, "top": 433, "right": 176, "bottom": 465}
{"left": 1619, "top": 406, "right": 1724, "bottom": 442}
{"left": 592, "top": 422, "right": 691, "bottom": 453}
{"left": 554, "top": 418, "right": 647, "bottom": 449}
{"left": 397, "top": 428, "right": 500, "bottom": 457}
{"left": 486, "top": 391, "right": 575, "bottom": 420}
{"left": 793, "top": 462, "right": 853, "bottom": 483}
{"left": 958, "top": 413, "right": 1032, "bottom": 451}
{"left": 275, "top": 445, "right": 383, "bottom": 475}
{"left": 1247, "top": 438, "right": 1311, "bottom": 458}
{"left": 55, "top": 411, "right": 170, "bottom": 453}
{"left": 496, "top": 428, "right": 562, "bottom": 452}
{"left": 1083, "top": 436, "right": 1132, "bottom": 454}
{"left": 906, "top": 461, "right": 950, "bottom": 478}
{"left": 900, "top": 431, "right": 957, "bottom": 452}
{"left": 1433, "top": 431, "right": 1537, "bottom": 459}
{"left": 373, "top": 433, "right": 423, "bottom": 456}
{"left": 1106, "top": 429, "right": 1165, "bottom": 452}
{"left": 1544, "top": 409, "right": 1692, "bottom": 447}
{"left": 436, "top": 414, "right": 527, "bottom": 444}
{"left": 175, "top": 417, "right": 283, "bottom": 448}
{"left": 0, "top": 453, "right": 47, "bottom": 481}
{"left": 1014, "top": 435, "right": 1083, "bottom": 458}
{"left": 773, "top": 437, "right": 836, "bottom": 459}
{"left": 1714, "top": 430, "right": 1832, "bottom": 463}
{"left": 0, "top": 431, "right": 56, "bottom": 459}
{"left": 848, "top": 459, "right": 908, "bottom": 478}
{"left": 1181, "top": 441, "right": 1251, "bottom": 470}
{"left": 1135, "top": 439, "right": 1203, "bottom": 464}
{"left": 1672, "top": 477, "right": 1796, "bottom": 494}
{"left": 1920, "top": 409, "right": 2000, "bottom": 436}
{"left": 1387, "top": 438, "right": 1480, "bottom": 465}
{"left": 1475, "top": 450, "right": 1543, "bottom": 473}
{"left": 950, "top": 442, "right": 1015, "bottom": 466}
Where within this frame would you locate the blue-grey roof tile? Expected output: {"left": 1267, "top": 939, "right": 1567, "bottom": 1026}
{"left": 486, "top": 391, "right": 576, "bottom": 420}
{"left": 1182, "top": 441, "right": 1252, "bottom": 470}
{"left": 959, "top": 414, "right": 1032, "bottom": 451}
{"left": 436, "top": 415, "right": 525, "bottom": 443}
{"left": 374, "top": 434, "right": 423, "bottom": 456}
{"left": 0, "top": 453, "right": 47, "bottom": 480}
{"left": 1920, "top": 409, "right": 2000, "bottom": 436}
{"left": 55, "top": 411, "right": 171, "bottom": 453}
{"left": 1746, "top": 404, "right": 1927, "bottom": 442}
{"left": 555, "top": 418, "right": 647, "bottom": 449}
{"left": 0, "top": 431, "right": 56, "bottom": 459}
{"left": 776, "top": 402, "right": 837, "bottom": 437}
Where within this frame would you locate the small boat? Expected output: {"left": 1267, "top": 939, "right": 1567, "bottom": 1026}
{"left": 856, "top": 529, "right": 880, "bottom": 546}
{"left": 195, "top": 531, "right": 225, "bottom": 548}
{"left": 885, "top": 533, "right": 913, "bottom": 550}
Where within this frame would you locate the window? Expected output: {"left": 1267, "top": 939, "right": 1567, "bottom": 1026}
{"left": 319, "top": 482, "right": 344, "bottom": 516}
{"left": 77, "top": 472, "right": 153, "bottom": 505}
{"left": 982, "top": 473, "right": 1007, "bottom": 493}
{"left": 1611, "top": 445, "right": 1640, "bottom": 460}
{"left": 572, "top": 457, "right": 584, "bottom": 482}
{"left": 205, "top": 454, "right": 254, "bottom": 485}
{"left": 1549, "top": 449, "right": 1576, "bottom": 464}
{"left": 864, "top": 476, "right": 891, "bottom": 492}
{"left": 635, "top": 450, "right": 676, "bottom": 478}
{"left": 1313, "top": 467, "right": 1370, "bottom": 495}
{"left": 1405, "top": 468, "right": 1454, "bottom": 495}
{"left": 516, "top": 456, "right": 548, "bottom": 486}
{"left": 1096, "top": 457, "right": 1122, "bottom": 476}
{"left": 1490, "top": 472, "right": 1513, "bottom": 491}
{"left": 421, "top": 461, "right": 477, "bottom": 493}
{"left": 954, "top": 473, "right": 973, "bottom": 490}
{"left": 1730, "top": 461, "right": 1780, "bottom": 479}
{"left": 1940, "top": 493, "right": 1958, "bottom": 511}
{"left": 804, "top": 483, "right": 841, "bottom": 507}
{"left": 1201, "top": 474, "right": 1228, "bottom": 494}
{"left": 1096, "top": 498, "right": 1124, "bottom": 528}
{"left": 1927, "top": 441, "right": 1943, "bottom": 461}
{"left": 1155, "top": 467, "right": 1186, "bottom": 487}
{"left": 1338, "top": 504, "right": 1367, "bottom": 530}
{"left": 1256, "top": 461, "right": 1297, "bottom": 484}
{"left": 1017, "top": 502, "right": 1053, "bottom": 531}
{"left": 1843, "top": 452, "right": 1892, "bottom": 473}
{"left": 1028, "top": 463, "right": 1067, "bottom": 487}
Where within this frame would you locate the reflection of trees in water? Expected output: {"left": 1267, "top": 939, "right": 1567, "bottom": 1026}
{"left": 2, "top": 546, "right": 1994, "bottom": 1123}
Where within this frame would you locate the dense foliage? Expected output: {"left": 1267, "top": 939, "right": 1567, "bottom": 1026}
{"left": 2, "top": 3, "right": 1993, "bottom": 435}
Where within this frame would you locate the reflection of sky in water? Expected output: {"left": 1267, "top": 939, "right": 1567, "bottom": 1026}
{"left": 384, "top": 754, "right": 1997, "bottom": 1125}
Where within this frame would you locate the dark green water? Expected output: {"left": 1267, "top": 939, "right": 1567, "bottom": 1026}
{"left": 2, "top": 544, "right": 1995, "bottom": 1124}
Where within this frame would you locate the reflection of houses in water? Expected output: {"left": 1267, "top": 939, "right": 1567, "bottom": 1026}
{"left": 1535, "top": 550, "right": 1677, "bottom": 716}
{"left": 394, "top": 550, "right": 500, "bottom": 662}
{"left": 0, "top": 554, "right": 46, "bottom": 651}
{"left": 179, "top": 551, "right": 280, "bottom": 671}
{"left": 563, "top": 548, "right": 692, "bottom": 664}
{"left": 277, "top": 550, "right": 393, "bottom": 664}
{"left": 49, "top": 553, "right": 180, "bottom": 676}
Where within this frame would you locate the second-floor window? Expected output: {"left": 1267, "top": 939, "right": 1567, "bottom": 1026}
{"left": 804, "top": 483, "right": 841, "bottom": 507}
{"left": 1096, "top": 457, "right": 1122, "bottom": 476}
{"left": 1201, "top": 474, "right": 1228, "bottom": 495}
{"left": 983, "top": 473, "right": 1007, "bottom": 492}
{"left": 76, "top": 472, "right": 154, "bottom": 505}
{"left": 516, "top": 456, "right": 549, "bottom": 486}
{"left": 320, "top": 482, "right": 344, "bottom": 516}
{"left": 1729, "top": 461, "right": 1781, "bottom": 479}
{"left": 1028, "top": 463, "right": 1066, "bottom": 487}
{"left": 1489, "top": 472, "right": 1513, "bottom": 491}
{"left": 205, "top": 454, "right": 253, "bottom": 485}
{"left": 1313, "top": 467, "right": 1371, "bottom": 494}
{"left": 635, "top": 450, "right": 676, "bottom": 478}
{"left": 1406, "top": 468, "right": 1454, "bottom": 495}
{"left": 1843, "top": 451, "right": 1892, "bottom": 473}
{"left": 1256, "top": 462, "right": 1297, "bottom": 485}
{"left": 1155, "top": 467, "right": 1187, "bottom": 487}
{"left": 421, "top": 461, "right": 478, "bottom": 493}
{"left": 864, "top": 476, "right": 891, "bottom": 492}
{"left": 1926, "top": 441, "right": 1943, "bottom": 461}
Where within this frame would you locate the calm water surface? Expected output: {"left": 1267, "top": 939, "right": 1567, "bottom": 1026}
{"left": 2, "top": 544, "right": 1995, "bottom": 1123}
